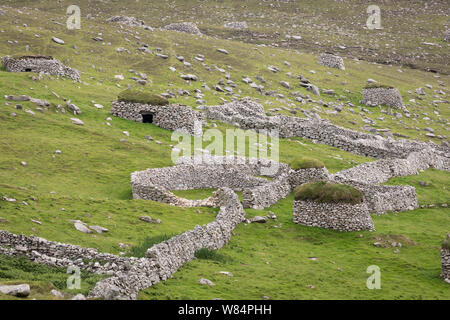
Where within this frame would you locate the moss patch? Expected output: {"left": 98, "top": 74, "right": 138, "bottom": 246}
{"left": 294, "top": 181, "right": 363, "bottom": 205}
{"left": 290, "top": 157, "right": 325, "bottom": 170}
{"left": 364, "top": 83, "right": 395, "bottom": 89}
{"left": 118, "top": 89, "right": 169, "bottom": 105}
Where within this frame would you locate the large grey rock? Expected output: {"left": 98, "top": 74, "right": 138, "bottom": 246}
{"left": 0, "top": 284, "right": 30, "bottom": 297}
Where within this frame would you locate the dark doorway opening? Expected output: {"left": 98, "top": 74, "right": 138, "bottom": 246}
{"left": 142, "top": 113, "right": 154, "bottom": 124}
{"left": 24, "top": 68, "right": 32, "bottom": 72}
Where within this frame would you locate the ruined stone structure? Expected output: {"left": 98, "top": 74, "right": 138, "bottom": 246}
{"left": 110, "top": 101, "right": 205, "bottom": 136}
{"left": 1, "top": 55, "right": 81, "bottom": 81}
{"left": 361, "top": 87, "right": 405, "bottom": 109}
{"left": 203, "top": 98, "right": 439, "bottom": 159}
{"left": 163, "top": 22, "right": 202, "bottom": 35}
{"left": 441, "top": 235, "right": 450, "bottom": 283}
{"left": 132, "top": 156, "right": 293, "bottom": 209}
{"left": 107, "top": 16, "right": 152, "bottom": 29}
{"left": 318, "top": 53, "right": 345, "bottom": 70}
{"left": 224, "top": 21, "right": 248, "bottom": 30}
{"left": 292, "top": 200, "right": 375, "bottom": 232}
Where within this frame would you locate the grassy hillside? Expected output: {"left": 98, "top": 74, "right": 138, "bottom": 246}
{"left": 0, "top": 3, "right": 448, "bottom": 300}
{"left": 4, "top": 0, "right": 450, "bottom": 73}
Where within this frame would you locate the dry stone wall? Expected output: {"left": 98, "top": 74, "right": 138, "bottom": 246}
{"left": 442, "top": 248, "right": 450, "bottom": 283}
{"left": 89, "top": 187, "right": 246, "bottom": 299}
{"left": 0, "top": 188, "right": 246, "bottom": 300}
{"left": 292, "top": 200, "right": 375, "bottom": 232}
{"left": 203, "top": 98, "right": 439, "bottom": 159}
{"left": 110, "top": 101, "right": 205, "bottom": 136}
{"left": 1, "top": 55, "right": 81, "bottom": 81}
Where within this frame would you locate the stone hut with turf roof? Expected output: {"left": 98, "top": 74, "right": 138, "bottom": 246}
{"left": 110, "top": 89, "right": 205, "bottom": 136}
{"left": 292, "top": 181, "right": 375, "bottom": 232}
{"left": 361, "top": 84, "right": 404, "bottom": 110}
{"left": 1, "top": 55, "right": 80, "bottom": 81}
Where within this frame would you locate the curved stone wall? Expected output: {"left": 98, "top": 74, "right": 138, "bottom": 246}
{"left": 89, "top": 187, "right": 246, "bottom": 299}
{"left": 442, "top": 248, "right": 450, "bottom": 283}
{"left": 292, "top": 200, "right": 375, "bottom": 232}
{"left": 204, "top": 98, "right": 444, "bottom": 159}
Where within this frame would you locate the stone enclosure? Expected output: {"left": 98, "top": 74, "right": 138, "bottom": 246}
{"left": 1, "top": 55, "right": 81, "bottom": 81}
{"left": 318, "top": 53, "right": 345, "bottom": 70}
{"left": 361, "top": 87, "right": 405, "bottom": 110}
{"left": 110, "top": 101, "right": 205, "bottom": 136}
{"left": 292, "top": 200, "right": 375, "bottom": 232}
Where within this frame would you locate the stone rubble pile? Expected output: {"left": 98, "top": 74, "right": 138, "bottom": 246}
{"left": 1, "top": 55, "right": 81, "bottom": 81}
{"left": 163, "top": 22, "right": 202, "bottom": 35}
{"left": 318, "top": 53, "right": 345, "bottom": 70}
{"left": 88, "top": 188, "right": 245, "bottom": 299}
{"left": 107, "top": 16, "right": 152, "bottom": 30}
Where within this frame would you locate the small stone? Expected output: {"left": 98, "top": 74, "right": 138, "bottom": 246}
{"left": 199, "top": 278, "right": 215, "bottom": 286}
{"left": 52, "top": 37, "right": 65, "bottom": 45}
{"left": 50, "top": 289, "right": 64, "bottom": 298}
{"left": 0, "top": 284, "right": 30, "bottom": 297}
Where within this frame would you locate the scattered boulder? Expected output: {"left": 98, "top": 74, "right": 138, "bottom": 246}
{"left": 52, "top": 37, "right": 65, "bottom": 45}
{"left": 73, "top": 221, "right": 92, "bottom": 234}
{"left": 71, "top": 293, "right": 86, "bottom": 300}
{"left": 0, "top": 284, "right": 30, "bottom": 298}
{"left": 139, "top": 216, "right": 161, "bottom": 224}
{"left": 199, "top": 278, "right": 215, "bottom": 286}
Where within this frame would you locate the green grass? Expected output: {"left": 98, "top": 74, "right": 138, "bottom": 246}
{"left": 363, "top": 84, "right": 395, "bottom": 89}
{"left": 0, "top": 255, "right": 104, "bottom": 300}
{"left": 0, "top": 2, "right": 448, "bottom": 300}
{"left": 139, "top": 192, "right": 450, "bottom": 300}
{"left": 117, "top": 89, "right": 169, "bottom": 105}
{"left": 294, "top": 181, "right": 364, "bottom": 205}
{"left": 127, "top": 234, "right": 175, "bottom": 258}
{"left": 194, "top": 248, "right": 233, "bottom": 264}
{"left": 290, "top": 157, "right": 325, "bottom": 170}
